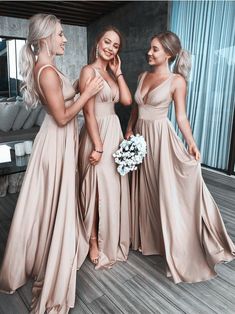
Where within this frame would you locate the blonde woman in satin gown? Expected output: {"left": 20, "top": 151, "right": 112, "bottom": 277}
{"left": 78, "top": 27, "right": 132, "bottom": 269}
{"left": 0, "top": 14, "right": 103, "bottom": 313}
{"left": 126, "top": 31, "right": 235, "bottom": 284}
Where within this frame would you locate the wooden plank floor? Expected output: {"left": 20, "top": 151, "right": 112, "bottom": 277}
{"left": 0, "top": 168, "right": 234, "bottom": 314}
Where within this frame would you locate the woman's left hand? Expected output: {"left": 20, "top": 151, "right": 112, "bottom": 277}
{"left": 109, "top": 55, "right": 122, "bottom": 77}
{"left": 188, "top": 143, "right": 200, "bottom": 161}
{"left": 125, "top": 129, "right": 134, "bottom": 139}
{"left": 89, "top": 150, "right": 102, "bottom": 166}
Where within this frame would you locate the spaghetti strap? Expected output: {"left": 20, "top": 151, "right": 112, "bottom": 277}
{"left": 89, "top": 65, "right": 98, "bottom": 77}
{"left": 37, "top": 64, "right": 62, "bottom": 100}
{"left": 138, "top": 71, "right": 147, "bottom": 85}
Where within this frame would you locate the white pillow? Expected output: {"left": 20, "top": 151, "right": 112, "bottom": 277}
{"left": 12, "top": 101, "right": 31, "bottom": 130}
{"left": 23, "top": 105, "right": 41, "bottom": 129}
{"left": 0, "top": 102, "right": 20, "bottom": 132}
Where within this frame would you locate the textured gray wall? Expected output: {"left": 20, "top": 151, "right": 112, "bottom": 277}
{"left": 57, "top": 24, "right": 87, "bottom": 81}
{"left": 87, "top": 1, "right": 168, "bottom": 131}
{"left": 0, "top": 16, "right": 28, "bottom": 38}
{"left": 0, "top": 16, "right": 87, "bottom": 81}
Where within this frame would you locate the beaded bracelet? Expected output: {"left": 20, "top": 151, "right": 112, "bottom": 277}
{"left": 116, "top": 73, "right": 123, "bottom": 79}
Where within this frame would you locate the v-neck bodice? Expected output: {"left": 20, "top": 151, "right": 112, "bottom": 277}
{"left": 89, "top": 67, "right": 120, "bottom": 118}
{"left": 92, "top": 67, "right": 119, "bottom": 104}
{"left": 134, "top": 71, "right": 174, "bottom": 120}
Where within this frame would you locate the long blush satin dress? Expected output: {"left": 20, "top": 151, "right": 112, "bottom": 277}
{"left": 78, "top": 67, "right": 130, "bottom": 269}
{"left": 131, "top": 72, "right": 235, "bottom": 283}
{"left": 0, "top": 65, "right": 89, "bottom": 313}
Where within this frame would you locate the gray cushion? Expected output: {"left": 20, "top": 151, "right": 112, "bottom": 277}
{"left": 0, "top": 97, "right": 8, "bottom": 102}
{"left": 7, "top": 97, "right": 16, "bottom": 102}
{"left": 12, "top": 101, "right": 31, "bottom": 130}
{"left": 35, "top": 107, "right": 46, "bottom": 126}
{"left": 0, "top": 102, "right": 20, "bottom": 132}
{"left": 23, "top": 105, "right": 41, "bottom": 129}
{"left": 78, "top": 113, "right": 85, "bottom": 132}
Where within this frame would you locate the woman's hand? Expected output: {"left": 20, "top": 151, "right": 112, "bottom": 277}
{"left": 83, "top": 76, "right": 103, "bottom": 99}
{"left": 89, "top": 150, "right": 102, "bottom": 165}
{"left": 109, "top": 54, "right": 122, "bottom": 77}
{"left": 188, "top": 143, "right": 200, "bottom": 161}
{"left": 125, "top": 129, "right": 134, "bottom": 139}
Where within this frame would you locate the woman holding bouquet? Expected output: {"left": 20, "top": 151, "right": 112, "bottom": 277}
{"left": 126, "top": 31, "right": 235, "bottom": 283}
{"left": 78, "top": 27, "right": 132, "bottom": 268}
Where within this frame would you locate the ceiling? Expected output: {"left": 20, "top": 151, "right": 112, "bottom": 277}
{"left": 0, "top": 1, "right": 129, "bottom": 26}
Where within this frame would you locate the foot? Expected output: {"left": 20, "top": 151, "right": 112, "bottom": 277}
{"left": 89, "top": 237, "right": 99, "bottom": 265}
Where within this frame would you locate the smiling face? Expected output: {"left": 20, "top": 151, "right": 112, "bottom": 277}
{"left": 97, "top": 30, "right": 120, "bottom": 61}
{"left": 53, "top": 22, "right": 67, "bottom": 55}
{"left": 147, "top": 38, "right": 170, "bottom": 66}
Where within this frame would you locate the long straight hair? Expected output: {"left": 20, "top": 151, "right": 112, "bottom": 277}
{"left": 19, "top": 14, "right": 59, "bottom": 108}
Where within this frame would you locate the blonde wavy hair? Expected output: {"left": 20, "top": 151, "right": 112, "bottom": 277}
{"left": 19, "top": 14, "right": 60, "bottom": 108}
{"left": 152, "top": 31, "right": 191, "bottom": 81}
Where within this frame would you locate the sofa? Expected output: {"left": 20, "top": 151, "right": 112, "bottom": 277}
{"left": 0, "top": 96, "right": 84, "bottom": 197}
{"left": 0, "top": 96, "right": 46, "bottom": 143}
{"left": 0, "top": 96, "right": 46, "bottom": 197}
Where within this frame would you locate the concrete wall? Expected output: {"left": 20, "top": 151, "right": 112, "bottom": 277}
{"left": 0, "top": 2, "right": 168, "bottom": 130}
{"left": 87, "top": 1, "right": 168, "bottom": 131}
{"left": 57, "top": 24, "right": 87, "bottom": 81}
{"left": 0, "top": 16, "right": 87, "bottom": 81}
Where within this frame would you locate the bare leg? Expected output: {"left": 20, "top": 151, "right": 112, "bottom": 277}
{"left": 89, "top": 186, "right": 99, "bottom": 264}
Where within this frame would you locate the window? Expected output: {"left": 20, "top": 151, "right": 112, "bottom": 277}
{"left": 0, "top": 37, "right": 26, "bottom": 97}
{"left": 168, "top": 1, "right": 235, "bottom": 172}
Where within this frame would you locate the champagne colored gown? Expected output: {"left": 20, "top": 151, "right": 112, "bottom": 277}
{"left": 78, "top": 67, "right": 130, "bottom": 269}
{"left": 0, "top": 65, "right": 89, "bottom": 313}
{"left": 131, "top": 71, "right": 235, "bottom": 283}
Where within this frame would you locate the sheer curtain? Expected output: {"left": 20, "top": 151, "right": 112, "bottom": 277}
{"left": 168, "top": 0, "right": 235, "bottom": 170}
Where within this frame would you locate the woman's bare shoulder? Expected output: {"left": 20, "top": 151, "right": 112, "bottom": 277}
{"left": 80, "top": 64, "right": 96, "bottom": 77}
{"left": 172, "top": 73, "right": 186, "bottom": 89}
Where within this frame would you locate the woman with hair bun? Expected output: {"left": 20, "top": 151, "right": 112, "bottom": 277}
{"left": 0, "top": 13, "right": 103, "bottom": 313}
{"left": 126, "top": 31, "right": 235, "bottom": 283}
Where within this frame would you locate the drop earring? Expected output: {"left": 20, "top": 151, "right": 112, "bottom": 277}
{"left": 45, "top": 41, "right": 51, "bottom": 57}
{"left": 95, "top": 45, "right": 99, "bottom": 59}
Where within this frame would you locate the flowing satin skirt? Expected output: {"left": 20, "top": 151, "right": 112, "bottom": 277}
{"left": 78, "top": 113, "right": 130, "bottom": 269}
{"left": 131, "top": 117, "right": 235, "bottom": 283}
{"left": 0, "top": 114, "right": 89, "bottom": 313}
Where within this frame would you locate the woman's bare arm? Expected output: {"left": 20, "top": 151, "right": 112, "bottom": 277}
{"left": 39, "top": 67, "right": 103, "bottom": 127}
{"left": 173, "top": 75, "right": 200, "bottom": 160}
{"left": 109, "top": 55, "right": 132, "bottom": 106}
{"left": 79, "top": 65, "right": 103, "bottom": 165}
{"left": 125, "top": 104, "right": 138, "bottom": 139}
{"left": 116, "top": 73, "right": 132, "bottom": 106}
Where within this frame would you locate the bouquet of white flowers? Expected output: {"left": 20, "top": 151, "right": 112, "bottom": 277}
{"left": 113, "top": 134, "right": 147, "bottom": 176}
